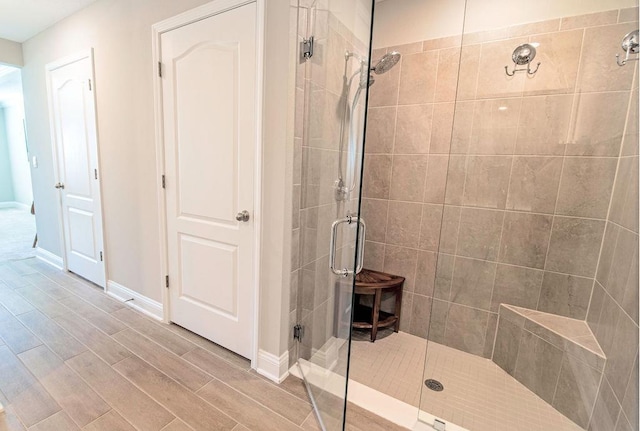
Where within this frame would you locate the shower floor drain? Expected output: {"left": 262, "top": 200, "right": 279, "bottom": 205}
{"left": 425, "top": 379, "right": 444, "bottom": 392}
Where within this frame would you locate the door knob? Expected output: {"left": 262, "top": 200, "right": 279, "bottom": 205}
{"left": 235, "top": 210, "right": 250, "bottom": 222}
{"left": 54, "top": 182, "right": 65, "bottom": 189}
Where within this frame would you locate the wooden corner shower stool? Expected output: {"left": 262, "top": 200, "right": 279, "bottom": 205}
{"left": 353, "top": 269, "right": 404, "bottom": 342}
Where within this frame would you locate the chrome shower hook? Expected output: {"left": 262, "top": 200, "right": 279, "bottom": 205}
{"left": 505, "top": 43, "right": 541, "bottom": 76}
{"left": 616, "top": 30, "right": 639, "bottom": 66}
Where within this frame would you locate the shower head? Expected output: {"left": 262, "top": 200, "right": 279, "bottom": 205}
{"left": 371, "top": 51, "right": 401, "bottom": 75}
{"left": 358, "top": 73, "right": 375, "bottom": 89}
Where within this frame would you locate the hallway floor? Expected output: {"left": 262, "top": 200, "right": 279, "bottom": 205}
{"left": 0, "top": 257, "right": 404, "bottom": 431}
{"left": 0, "top": 207, "right": 36, "bottom": 261}
{"left": 350, "top": 329, "right": 583, "bottom": 431}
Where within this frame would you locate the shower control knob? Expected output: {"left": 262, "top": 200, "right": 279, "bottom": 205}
{"left": 235, "top": 210, "right": 250, "bottom": 222}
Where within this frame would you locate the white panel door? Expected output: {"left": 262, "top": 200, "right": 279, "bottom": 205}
{"left": 48, "top": 53, "right": 106, "bottom": 288}
{"left": 162, "top": 2, "right": 257, "bottom": 358}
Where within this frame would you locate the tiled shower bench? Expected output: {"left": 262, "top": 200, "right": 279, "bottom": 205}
{"left": 492, "top": 304, "right": 606, "bottom": 429}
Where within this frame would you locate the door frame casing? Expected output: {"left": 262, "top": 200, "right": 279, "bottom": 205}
{"left": 151, "top": 0, "right": 265, "bottom": 366}
{"left": 45, "top": 48, "right": 108, "bottom": 287}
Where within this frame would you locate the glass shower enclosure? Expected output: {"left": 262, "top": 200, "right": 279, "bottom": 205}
{"left": 292, "top": 1, "right": 639, "bottom": 430}
{"left": 290, "top": 1, "right": 375, "bottom": 430}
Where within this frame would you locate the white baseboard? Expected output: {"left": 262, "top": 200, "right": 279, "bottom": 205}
{"left": 0, "top": 201, "right": 29, "bottom": 210}
{"left": 106, "top": 280, "right": 163, "bottom": 321}
{"left": 35, "top": 248, "right": 64, "bottom": 270}
{"left": 256, "top": 349, "right": 290, "bottom": 383}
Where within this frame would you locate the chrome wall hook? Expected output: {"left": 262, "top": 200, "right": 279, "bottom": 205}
{"left": 616, "top": 30, "right": 639, "bottom": 66}
{"left": 505, "top": 43, "right": 541, "bottom": 76}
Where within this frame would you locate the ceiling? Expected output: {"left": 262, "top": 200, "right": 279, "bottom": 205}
{"left": 0, "top": 0, "right": 100, "bottom": 43}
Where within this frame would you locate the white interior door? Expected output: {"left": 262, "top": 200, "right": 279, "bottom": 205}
{"left": 47, "top": 52, "right": 106, "bottom": 288}
{"left": 161, "top": 2, "right": 257, "bottom": 359}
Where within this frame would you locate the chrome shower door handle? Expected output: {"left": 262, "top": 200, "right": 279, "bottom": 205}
{"left": 329, "top": 216, "right": 366, "bottom": 277}
{"left": 355, "top": 217, "right": 366, "bottom": 275}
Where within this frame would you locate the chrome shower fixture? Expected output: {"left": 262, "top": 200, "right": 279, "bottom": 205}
{"left": 372, "top": 51, "right": 401, "bottom": 75}
{"left": 616, "top": 30, "right": 639, "bottom": 66}
{"left": 334, "top": 50, "right": 401, "bottom": 202}
{"left": 505, "top": 43, "right": 541, "bottom": 76}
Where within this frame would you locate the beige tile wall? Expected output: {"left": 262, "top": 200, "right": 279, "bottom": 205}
{"left": 587, "top": 49, "right": 639, "bottom": 431}
{"left": 362, "top": 7, "right": 638, "bottom": 367}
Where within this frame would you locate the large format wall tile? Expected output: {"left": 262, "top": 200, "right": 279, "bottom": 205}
{"left": 552, "top": 354, "right": 601, "bottom": 429}
{"left": 450, "top": 257, "right": 496, "bottom": 309}
{"left": 364, "top": 107, "right": 396, "bottom": 154}
{"left": 513, "top": 330, "right": 564, "bottom": 404}
{"left": 389, "top": 155, "right": 428, "bottom": 201}
{"left": 456, "top": 207, "right": 504, "bottom": 260}
{"left": 444, "top": 303, "right": 489, "bottom": 356}
{"left": 394, "top": 104, "right": 433, "bottom": 154}
{"left": 515, "top": 95, "right": 572, "bottom": 155}
{"left": 491, "top": 264, "right": 544, "bottom": 312}
{"left": 435, "top": 47, "right": 461, "bottom": 102}
{"left": 362, "top": 155, "right": 392, "bottom": 199}
{"left": 556, "top": 157, "right": 617, "bottom": 219}
{"left": 368, "top": 60, "right": 400, "bottom": 107}
{"left": 568, "top": 91, "right": 631, "bottom": 156}
{"left": 462, "top": 156, "right": 512, "bottom": 209}
{"left": 577, "top": 22, "right": 637, "bottom": 93}
{"left": 524, "top": 29, "right": 583, "bottom": 95}
{"left": 506, "top": 156, "right": 562, "bottom": 213}
{"left": 468, "top": 98, "right": 521, "bottom": 155}
{"left": 418, "top": 204, "right": 444, "bottom": 252}
{"left": 546, "top": 217, "right": 605, "bottom": 277}
{"left": 498, "top": 212, "right": 552, "bottom": 269}
{"left": 538, "top": 272, "right": 592, "bottom": 319}
{"left": 398, "top": 51, "right": 437, "bottom": 105}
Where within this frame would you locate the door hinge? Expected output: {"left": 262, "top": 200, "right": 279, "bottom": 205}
{"left": 158, "top": 61, "right": 163, "bottom": 78}
{"left": 88, "top": 79, "right": 92, "bottom": 91}
{"left": 165, "top": 275, "right": 169, "bottom": 288}
{"left": 94, "top": 168, "right": 98, "bottom": 180}
{"left": 293, "top": 324, "right": 304, "bottom": 341}
{"left": 161, "top": 175, "right": 166, "bottom": 189}
{"left": 99, "top": 251, "right": 103, "bottom": 261}
{"left": 301, "top": 36, "right": 314, "bottom": 61}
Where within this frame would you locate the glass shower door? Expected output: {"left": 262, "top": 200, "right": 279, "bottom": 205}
{"left": 291, "top": 1, "right": 374, "bottom": 429}
{"left": 416, "top": 1, "right": 640, "bottom": 430}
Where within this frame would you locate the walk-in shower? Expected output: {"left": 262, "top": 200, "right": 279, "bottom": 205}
{"left": 290, "top": 1, "right": 639, "bottom": 430}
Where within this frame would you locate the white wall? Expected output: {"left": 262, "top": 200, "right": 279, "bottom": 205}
{"left": 373, "top": 0, "right": 638, "bottom": 47}
{"left": 373, "top": 0, "right": 465, "bottom": 48}
{"left": 329, "top": 0, "right": 374, "bottom": 45}
{"left": 0, "top": 38, "right": 23, "bottom": 67}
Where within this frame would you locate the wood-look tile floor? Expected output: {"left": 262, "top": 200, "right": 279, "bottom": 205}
{"left": 0, "top": 257, "right": 406, "bottom": 431}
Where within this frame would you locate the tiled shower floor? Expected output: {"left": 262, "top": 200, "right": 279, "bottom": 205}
{"left": 349, "top": 330, "right": 583, "bottom": 431}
